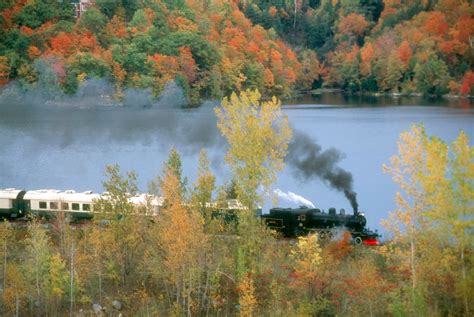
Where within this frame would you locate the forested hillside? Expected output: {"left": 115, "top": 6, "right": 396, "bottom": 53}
{"left": 241, "top": 0, "right": 474, "bottom": 96}
{"left": 0, "top": 0, "right": 473, "bottom": 103}
{"left": 0, "top": 0, "right": 306, "bottom": 104}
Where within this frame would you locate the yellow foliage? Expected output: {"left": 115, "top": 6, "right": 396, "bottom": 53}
{"left": 215, "top": 89, "right": 292, "bottom": 208}
{"left": 291, "top": 233, "right": 322, "bottom": 275}
{"left": 238, "top": 273, "right": 257, "bottom": 317}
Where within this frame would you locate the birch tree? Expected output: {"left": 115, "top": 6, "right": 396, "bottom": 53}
{"left": 382, "top": 125, "right": 428, "bottom": 300}
{"left": 215, "top": 89, "right": 292, "bottom": 209}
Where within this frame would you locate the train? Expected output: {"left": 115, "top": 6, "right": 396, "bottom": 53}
{"left": 0, "top": 188, "right": 162, "bottom": 221}
{"left": 261, "top": 206, "right": 380, "bottom": 245}
{"left": 0, "top": 188, "right": 379, "bottom": 245}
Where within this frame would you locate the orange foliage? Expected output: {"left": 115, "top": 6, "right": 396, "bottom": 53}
{"left": 251, "top": 25, "right": 265, "bottom": 42}
{"left": 459, "top": 71, "right": 474, "bottom": 95}
{"left": 263, "top": 68, "right": 275, "bottom": 88}
{"left": 268, "top": 6, "right": 278, "bottom": 17}
{"left": 49, "top": 32, "right": 76, "bottom": 56}
{"left": 20, "top": 26, "right": 33, "bottom": 36}
{"left": 169, "top": 16, "right": 198, "bottom": 32}
{"left": 339, "top": 13, "right": 369, "bottom": 36}
{"left": 270, "top": 49, "right": 282, "bottom": 63}
{"left": 284, "top": 67, "right": 296, "bottom": 83}
{"left": 79, "top": 32, "right": 98, "bottom": 51}
{"left": 112, "top": 61, "right": 127, "bottom": 83}
{"left": 106, "top": 15, "right": 128, "bottom": 38}
{"left": 28, "top": 46, "right": 42, "bottom": 59}
{"left": 178, "top": 46, "right": 197, "bottom": 83}
{"left": 422, "top": 12, "right": 449, "bottom": 37}
{"left": 440, "top": 16, "right": 474, "bottom": 55}
{"left": 360, "top": 42, "right": 375, "bottom": 75}
{"left": 35, "top": 21, "right": 54, "bottom": 33}
{"left": 147, "top": 53, "right": 179, "bottom": 81}
{"left": 231, "top": 9, "right": 252, "bottom": 29}
{"left": 0, "top": 0, "right": 26, "bottom": 30}
{"left": 326, "top": 232, "right": 353, "bottom": 261}
{"left": 346, "top": 45, "right": 360, "bottom": 62}
{"left": 247, "top": 41, "right": 261, "bottom": 56}
{"left": 397, "top": 41, "right": 412, "bottom": 68}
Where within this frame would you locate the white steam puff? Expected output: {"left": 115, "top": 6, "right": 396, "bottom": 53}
{"left": 274, "top": 189, "right": 315, "bottom": 208}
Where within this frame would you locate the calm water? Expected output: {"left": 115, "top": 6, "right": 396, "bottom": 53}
{"left": 1, "top": 93, "right": 473, "bottom": 232}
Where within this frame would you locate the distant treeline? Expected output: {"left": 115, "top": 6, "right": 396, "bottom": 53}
{"left": 0, "top": 0, "right": 473, "bottom": 104}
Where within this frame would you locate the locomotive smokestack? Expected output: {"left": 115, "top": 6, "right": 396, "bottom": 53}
{"left": 286, "top": 131, "right": 359, "bottom": 212}
{"left": 344, "top": 189, "right": 358, "bottom": 213}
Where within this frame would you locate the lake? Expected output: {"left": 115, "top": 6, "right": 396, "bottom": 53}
{"left": 1, "top": 92, "right": 473, "bottom": 233}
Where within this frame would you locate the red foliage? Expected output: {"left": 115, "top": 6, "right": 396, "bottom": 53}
{"left": 422, "top": 12, "right": 449, "bottom": 37}
{"left": 459, "top": 71, "right": 474, "bottom": 95}
{"left": 397, "top": 40, "right": 412, "bottom": 67}
{"left": 326, "top": 231, "right": 353, "bottom": 260}
{"left": 49, "top": 32, "right": 76, "bottom": 56}
{"left": 178, "top": 46, "right": 197, "bottom": 83}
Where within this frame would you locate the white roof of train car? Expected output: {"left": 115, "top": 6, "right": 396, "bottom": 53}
{"left": 23, "top": 189, "right": 164, "bottom": 207}
{"left": 24, "top": 189, "right": 100, "bottom": 203}
{"left": 0, "top": 188, "right": 24, "bottom": 199}
{"left": 128, "top": 194, "right": 164, "bottom": 207}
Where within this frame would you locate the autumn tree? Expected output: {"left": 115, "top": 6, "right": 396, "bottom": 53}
{"left": 446, "top": 132, "right": 473, "bottom": 315}
{"left": 93, "top": 164, "right": 149, "bottom": 297}
{"left": 383, "top": 126, "right": 474, "bottom": 314}
{"left": 382, "top": 125, "right": 428, "bottom": 306}
{"left": 290, "top": 233, "right": 322, "bottom": 300}
{"left": 215, "top": 89, "right": 292, "bottom": 209}
{"left": 2, "top": 264, "right": 27, "bottom": 317}
{"left": 22, "top": 220, "right": 67, "bottom": 315}
{"left": 191, "top": 149, "right": 216, "bottom": 229}
{"left": 150, "top": 147, "right": 188, "bottom": 200}
{"left": 151, "top": 163, "right": 208, "bottom": 315}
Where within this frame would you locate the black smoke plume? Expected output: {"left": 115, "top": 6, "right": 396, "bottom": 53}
{"left": 286, "top": 131, "right": 358, "bottom": 212}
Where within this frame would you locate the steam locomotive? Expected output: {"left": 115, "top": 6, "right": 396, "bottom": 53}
{"left": 0, "top": 188, "right": 379, "bottom": 245}
{"left": 261, "top": 206, "right": 380, "bottom": 245}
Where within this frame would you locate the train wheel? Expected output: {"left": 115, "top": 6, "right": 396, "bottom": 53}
{"left": 354, "top": 236, "right": 363, "bottom": 245}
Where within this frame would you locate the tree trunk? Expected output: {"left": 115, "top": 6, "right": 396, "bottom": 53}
{"left": 293, "top": 0, "right": 297, "bottom": 29}
{"left": 461, "top": 247, "right": 469, "bottom": 315}
{"left": 35, "top": 243, "right": 40, "bottom": 313}
{"left": 410, "top": 234, "right": 417, "bottom": 309}
{"left": 70, "top": 242, "right": 74, "bottom": 317}
{"left": 3, "top": 239, "right": 7, "bottom": 290}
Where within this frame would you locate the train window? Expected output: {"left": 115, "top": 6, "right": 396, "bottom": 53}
{"left": 61, "top": 202, "right": 69, "bottom": 210}
{"left": 298, "top": 214, "right": 306, "bottom": 221}
{"left": 50, "top": 202, "right": 58, "bottom": 210}
{"left": 72, "top": 203, "right": 80, "bottom": 211}
{"left": 39, "top": 201, "right": 47, "bottom": 209}
{"left": 82, "top": 204, "right": 90, "bottom": 211}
